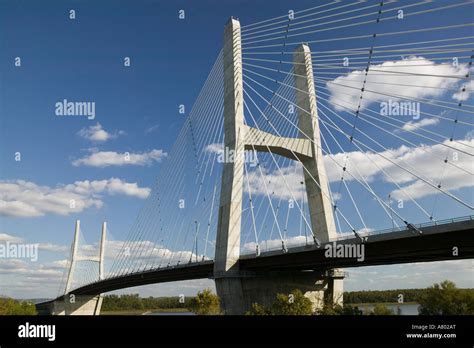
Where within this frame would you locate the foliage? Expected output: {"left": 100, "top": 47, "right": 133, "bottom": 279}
{"left": 271, "top": 289, "right": 313, "bottom": 315}
{"left": 245, "top": 289, "right": 313, "bottom": 315}
{"left": 316, "top": 303, "right": 363, "bottom": 315}
{"left": 102, "top": 294, "right": 144, "bottom": 311}
{"left": 418, "top": 280, "right": 474, "bottom": 315}
{"left": 0, "top": 298, "right": 37, "bottom": 315}
{"left": 344, "top": 284, "right": 474, "bottom": 311}
{"left": 344, "top": 289, "right": 423, "bottom": 304}
{"left": 369, "top": 304, "right": 394, "bottom": 315}
{"left": 245, "top": 303, "right": 271, "bottom": 315}
{"left": 102, "top": 294, "right": 190, "bottom": 311}
{"left": 188, "top": 289, "right": 221, "bottom": 315}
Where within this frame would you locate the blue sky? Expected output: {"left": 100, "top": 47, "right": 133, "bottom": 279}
{"left": 0, "top": 0, "right": 473, "bottom": 298}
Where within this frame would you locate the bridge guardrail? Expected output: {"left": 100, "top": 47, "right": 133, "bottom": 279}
{"left": 241, "top": 215, "right": 474, "bottom": 255}
{"left": 372, "top": 215, "right": 473, "bottom": 236}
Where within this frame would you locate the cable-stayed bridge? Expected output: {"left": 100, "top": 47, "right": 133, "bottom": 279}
{"left": 37, "top": 1, "right": 474, "bottom": 315}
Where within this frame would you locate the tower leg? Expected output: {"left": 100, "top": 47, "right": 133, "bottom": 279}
{"left": 64, "top": 220, "right": 80, "bottom": 294}
{"left": 214, "top": 17, "right": 246, "bottom": 313}
{"left": 293, "top": 44, "right": 344, "bottom": 310}
{"left": 293, "top": 44, "right": 336, "bottom": 244}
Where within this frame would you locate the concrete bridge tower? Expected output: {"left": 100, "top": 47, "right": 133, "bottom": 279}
{"left": 37, "top": 221, "right": 107, "bottom": 315}
{"left": 214, "top": 17, "right": 343, "bottom": 314}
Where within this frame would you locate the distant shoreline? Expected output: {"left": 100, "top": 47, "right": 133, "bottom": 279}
{"left": 352, "top": 301, "right": 419, "bottom": 306}
{"left": 101, "top": 308, "right": 190, "bottom": 315}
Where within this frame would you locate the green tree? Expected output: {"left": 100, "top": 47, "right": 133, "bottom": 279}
{"left": 245, "top": 303, "right": 271, "bottom": 315}
{"left": 418, "top": 280, "right": 474, "bottom": 315}
{"left": 344, "top": 289, "right": 425, "bottom": 304}
{"left": 188, "top": 289, "right": 221, "bottom": 315}
{"left": 245, "top": 291, "right": 365, "bottom": 316}
{"left": 316, "top": 302, "right": 340, "bottom": 315}
{"left": 316, "top": 303, "right": 363, "bottom": 315}
{"left": 0, "top": 299, "right": 37, "bottom": 315}
{"left": 271, "top": 289, "right": 313, "bottom": 315}
{"left": 370, "top": 304, "right": 393, "bottom": 315}
{"left": 102, "top": 295, "right": 192, "bottom": 312}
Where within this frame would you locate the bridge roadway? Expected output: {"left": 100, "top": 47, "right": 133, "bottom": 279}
{"left": 40, "top": 216, "right": 474, "bottom": 304}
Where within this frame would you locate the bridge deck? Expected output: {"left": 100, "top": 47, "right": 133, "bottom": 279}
{"left": 38, "top": 217, "right": 474, "bottom": 306}
{"left": 239, "top": 218, "right": 474, "bottom": 271}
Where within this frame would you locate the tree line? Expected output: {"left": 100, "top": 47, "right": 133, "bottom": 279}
{"left": 101, "top": 294, "right": 189, "bottom": 311}
{"left": 344, "top": 283, "right": 474, "bottom": 307}
{"left": 0, "top": 298, "right": 37, "bottom": 315}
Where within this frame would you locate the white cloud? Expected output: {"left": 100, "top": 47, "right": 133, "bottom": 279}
{"left": 37, "top": 243, "right": 69, "bottom": 253}
{"left": 205, "top": 143, "right": 224, "bottom": 154}
{"left": 0, "top": 178, "right": 150, "bottom": 218}
{"left": 145, "top": 124, "right": 160, "bottom": 134}
{"left": 0, "top": 233, "right": 24, "bottom": 243}
{"left": 49, "top": 259, "right": 69, "bottom": 269}
{"left": 326, "top": 56, "right": 469, "bottom": 112}
{"left": 56, "top": 238, "right": 205, "bottom": 270}
{"left": 345, "top": 260, "right": 474, "bottom": 291}
{"left": 103, "top": 240, "right": 203, "bottom": 266}
{"left": 452, "top": 80, "right": 474, "bottom": 102}
{"left": 78, "top": 123, "right": 125, "bottom": 142}
{"left": 0, "top": 259, "right": 30, "bottom": 274}
{"left": 246, "top": 162, "right": 306, "bottom": 201}
{"left": 326, "top": 138, "right": 473, "bottom": 200}
{"left": 245, "top": 137, "right": 473, "bottom": 202}
{"left": 0, "top": 233, "right": 69, "bottom": 253}
{"left": 0, "top": 201, "right": 43, "bottom": 218}
{"left": 65, "top": 178, "right": 150, "bottom": 199}
{"left": 72, "top": 149, "right": 167, "bottom": 167}
{"left": 0, "top": 258, "right": 64, "bottom": 279}
{"left": 399, "top": 118, "right": 439, "bottom": 132}
{"left": 243, "top": 235, "right": 310, "bottom": 253}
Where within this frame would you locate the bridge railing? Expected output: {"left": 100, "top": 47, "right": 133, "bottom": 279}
{"left": 241, "top": 215, "right": 474, "bottom": 255}
{"left": 366, "top": 215, "right": 474, "bottom": 238}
